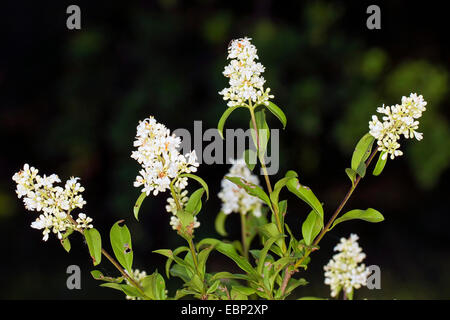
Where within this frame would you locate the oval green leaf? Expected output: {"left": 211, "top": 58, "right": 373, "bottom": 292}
{"left": 331, "top": 208, "right": 384, "bottom": 229}
{"left": 351, "top": 133, "right": 375, "bottom": 174}
{"left": 266, "top": 101, "right": 287, "bottom": 129}
{"left": 110, "top": 221, "right": 133, "bottom": 273}
{"left": 133, "top": 192, "right": 147, "bottom": 221}
{"left": 215, "top": 211, "right": 229, "bottom": 237}
{"left": 286, "top": 178, "right": 323, "bottom": 222}
{"left": 373, "top": 151, "right": 387, "bottom": 176}
{"left": 302, "top": 210, "right": 323, "bottom": 246}
{"left": 84, "top": 227, "right": 102, "bottom": 266}
{"left": 179, "top": 173, "right": 209, "bottom": 200}
{"left": 218, "top": 105, "right": 245, "bottom": 139}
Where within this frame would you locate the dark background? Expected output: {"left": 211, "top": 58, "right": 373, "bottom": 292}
{"left": 1, "top": 1, "right": 449, "bottom": 299}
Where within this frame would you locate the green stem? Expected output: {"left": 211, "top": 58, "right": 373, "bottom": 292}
{"left": 249, "top": 104, "right": 286, "bottom": 253}
{"left": 169, "top": 179, "right": 182, "bottom": 210}
{"left": 293, "top": 149, "right": 379, "bottom": 270}
{"left": 67, "top": 216, "right": 150, "bottom": 299}
{"left": 188, "top": 237, "right": 199, "bottom": 271}
{"left": 240, "top": 213, "right": 249, "bottom": 260}
{"left": 100, "top": 249, "right": 150, "bottom": 299}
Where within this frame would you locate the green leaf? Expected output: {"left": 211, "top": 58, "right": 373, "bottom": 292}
{"left": 280, "top": 278, "right": 308, "bottom": 297}
{"left": 174, "top": 288, "right": 196, "bottom": 300}
{"left": 110, "top": 221, "right": 133, "bottom": 273}
{"left": 243, "top": 149, "right": 257, "bottom": 171}
{"left": 84, "top": 228, "right": 102, "bottom": 266}
{"left": 232, "top": 285, "right": 256, "bottom": 296}
{"left": 345, "top": 168, "right": 356, "bottom": 186}
{"left": 351, "top": 133, "right": 375, "bottom": 175}
{"left": 100, "top": 283, "right": 145, "bottom": 299}
{"left": 60, "top": 238, "right": 71, "bottom": 252}
{"left": 62, "top": 228, "right": 74, "bottom": 239}
{"left": 257, "top": 235, "right": 283, "bottom": 274}
{"left": 170, "top": 264, "right": 191, "bottom": 282}
{"left": 176, "top": 209, "right": 194, "bottom": 230}
{"left": 225, "top": 176, "right": 272, "bottom": 209}
{"left": 331, "top": 208, "right": 384, "bottom": 229}
{"left": 270, "top": 176, "right": 296, "bottom": 213}
{"left": 218, "top": 105, "right": 246, "bottom": 139}
{"left": 302, "top": 210, "right": 323, "bottom": 246}
{"left": 250, "top": 109, "right": 270, "bottom": 156}
{"left": 186, "top": 274, "right": 204, "bottom": 293}
{"left": 142, "top": 271, "right": 167, "bottom": 300}
{"left": 286, "top": 178, "right": 323, "bottom": 222}
{"left": 230, "top": 288, "right": 249, "bottom": 300}
{"left": 210, "top": 272, "right": 251, "bottom": 282}
{"left": 198, "top": 245, "right": 216, "bottom": 277}
{"left": 373, "top": 151, "right": 387, "bottom": 176}
{"left": 356, "top": 160, "right": 367, "bottom": 178}
{"left": 179, "top": 173, "right": 209, "bottom": 200}
{"left": 297, "top": 296, "right": 326, "bottom": 300}
{"left": 153, "top": 249, "right": 173, "bottom": 259}
{"left": 165, "top": 247, "right": 189, "bottom": 278}
{"left": 215, "top": 211, "right": 229, "bottom": 237}
{"left": 184, "top": 188, "right": 205, "bottom": 215}
{"left": 207, "top": 280, "right": 221, "bottom": 294}
{"left": 259, "top": 223, "right": 284, "bottom": 254}
{"left": 216, "top": 242, "right": 259, "bottom": 278}
{"left": 266, "top": 101, "right": 287, "bottom": 129}
{"left": 133, "top": 192, "right": 147, "bottom": 221}
{"left": 90, "top": 270, "right": 124, "bottom": 283}
{"left": 278, "top": 200, "right": 288, "bottom": 216}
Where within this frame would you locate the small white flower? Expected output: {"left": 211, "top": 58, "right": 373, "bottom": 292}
{"left": 76, "top": 212, "right": 94, "bottom": 230}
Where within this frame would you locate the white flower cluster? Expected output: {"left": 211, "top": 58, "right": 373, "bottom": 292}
{"left": 125, "top": 269, "right": 148, "bottom": 300}
{"left": 324, "top": 234, "right": 370, "bottom": 298}
{"left": 131, "top": 116, "right": 198, "bottom": 196}
{"left": 369, "top": 93, "right": 427, "bottom": 160}
{"left": 12, "top": 164, "right": 93, "bottom": 241}
{"left": 218, "top": 159, "right": 263, "bottom": 217}
{"left": 132, "top": 116, "right": 201, "bottom": 232}
{"left": 219, "top": 37, "right": 274, "bottom": 107}
{"left": 165, "top": 190, "right": 201, "bottom": 231}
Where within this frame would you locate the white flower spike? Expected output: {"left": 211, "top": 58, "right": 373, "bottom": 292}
{"left": 131, "top": 116, "right": 199, "bottom": 196}
{"left": 324, "top": 234, "right": 370, "bottom": 299}
{"left": 219, "top": 37, "right": 274, "bottom": 108}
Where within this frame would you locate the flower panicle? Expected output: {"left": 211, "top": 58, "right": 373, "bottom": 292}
{"left": 218, "top": 158, "right": 263, "bottom": 217}
{"left": 12, "top": 164, "right": 93, "bottom": 241}
{"left": 324, "top": 234, "right": 370, "bottom": 298}
{"left": 131, "top": 116, "right": 201, "bottom": 232}
{"left": 369, "top": 93, "right": 427, "bottom": 160}
{"left": 219, "top": 37, "right": 274, "bottom": 108}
